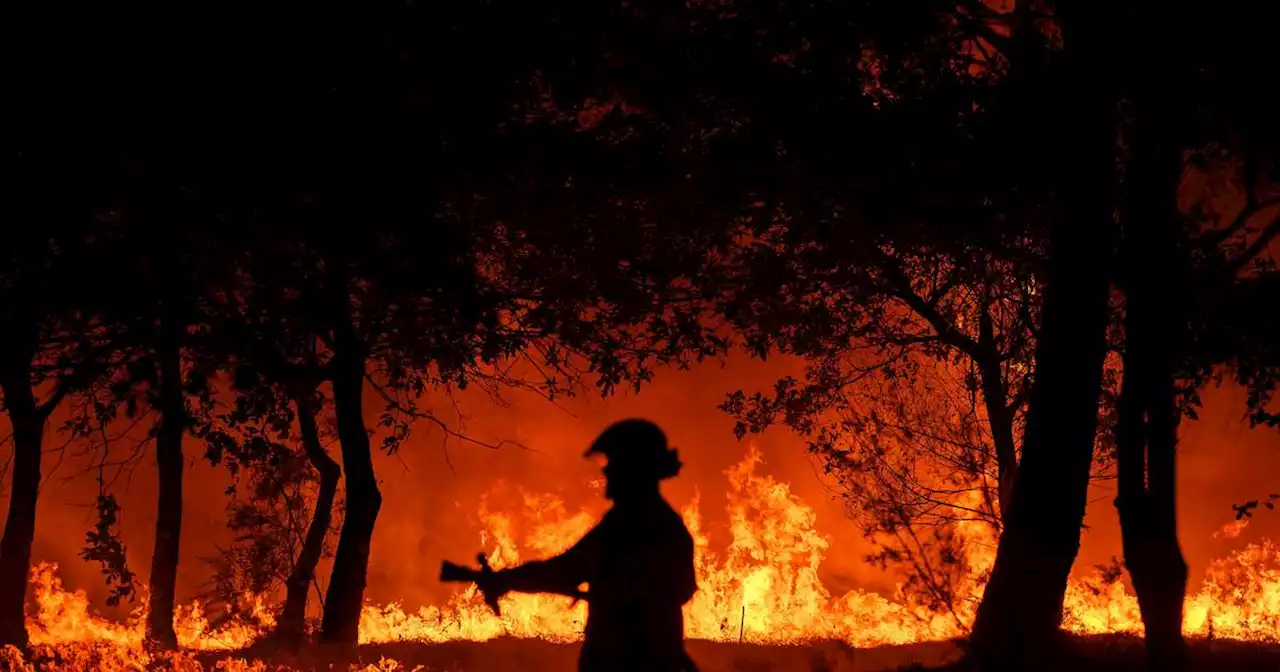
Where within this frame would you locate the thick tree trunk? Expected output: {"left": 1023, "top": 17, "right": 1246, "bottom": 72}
{"left": 1112, "top": 86, "right": 1192, "bottom": 668}
{"left": 274, "top": 392, "right": 342, "bottom": 647}
{"left": 968, "top": 208, "right": 1113, "bottom": 667}
{"left": 1116, "top": 304, "right": 1189, "bottom": 670}
{"left": 0, "top": 359, "right": 44, "bottom": 651}
{"left": 319, "top": 309, "right": 381, "bottom": 646}
{"left": 966, "top": 12, "right": 1124, "bottom": 659}
{"left": 1115, "top": 144, "right": 1190, "bottom": 671}
{"left": 1131, "top": 383, "right": 1188, "bottom": 672}
{"left": 1117, "top": 370, "right": 1188, "bottom": 671}
{"left": 146, "top": 333, "right": 186, "bottom": 650}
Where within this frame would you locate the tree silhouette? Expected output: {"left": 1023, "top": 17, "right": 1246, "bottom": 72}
{"left": 716, "top": 227, "right": 1128, "bottom": 626}
{"left": 70, "top": 150, "right": 254, "bottom": 650}
{"left": 117, "top": 140, "right": 735, "bottom": 646}
{"left": 1111, "top": 151, "right": 1278, "bottom": 670}
{"left": 396, "top": 2, "right": 1085, "bottom": 662}
{"left": 1, "top": 148, "right": 124, "bottom": 650}
{"left": 6, "top": 0, "right": 1273, "bottom": 665}
{"left": 195, "top": 384, "right": 339, "bottom": 644}
{"left": 718, "top": 233, "right": 1039, "bottom": 623}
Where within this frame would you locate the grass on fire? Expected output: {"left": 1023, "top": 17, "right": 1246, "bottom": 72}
{"left": 5, "top": 635, "right": 1278, "bottom": 671}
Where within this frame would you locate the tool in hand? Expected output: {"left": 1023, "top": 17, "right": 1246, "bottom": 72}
{"left": 440, "top": 551, "right": 590, "bottom": 613}
{"left": 440, "top": 551, "right": 504, "bottom": 616}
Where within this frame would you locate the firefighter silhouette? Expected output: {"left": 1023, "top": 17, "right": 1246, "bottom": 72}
{"left": 478, "top": 419, "right": 698, "bottom": 671}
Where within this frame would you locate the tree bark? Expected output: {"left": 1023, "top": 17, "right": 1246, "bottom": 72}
{"left": 146, "top": 331, "right": 186, "bottom": 650}
{"left": 319, "top": 304, "right": 381, "bottom": 646}
{"left": 273, "top": 391, "right": 341, "bottom": 647}
{"left": 0, "top": 355, "right": 44, "bottom": 651}
{"left": 968, "top": 202, "right": 1114, "bottom": 666}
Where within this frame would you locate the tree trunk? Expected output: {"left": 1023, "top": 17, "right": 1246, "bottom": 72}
{"left": 0, "top": 357, "right": 44, "bottom": 651}
{"left": 146, "top": 332, "right": 186, "bottom": 650}
{"left": 319, "top": 308, "right": 381, "bottom": 646}
{"left": 1117, "top": 360, "right": 1188, "bottom": 671}
{"left": 1132, "top": 380, "right": 1188, "bottom": 672}
{"left": 975, "top": 293, "right": 1017, "bottom": 525}
{"left": 968, "top": 204, "right": 1114, "bottom": 666}
{"left": 978, "top": 355, "right": 1017, "bottom": 524}
{"left": 1112, "top": 81, "right": 1193, "bottom": 668}
{"left": 965, "top": 12, "right": 1125, "bottom": 658}
{"left": 274, "top": 391, "right": 341, "bottom": 647}
{"left": 1116, "top": 296, "right": 1189, "bottom": 670}
{"left": 1115, "top": 140, "right": 1190, "bottom": 671}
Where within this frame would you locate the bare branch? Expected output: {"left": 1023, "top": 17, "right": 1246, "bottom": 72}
{"left": 1197, "top": 186, "right": 1280, "bottom": 248}
{"left": 876, "top": 255, "right": 982, "bottom": 357}
{"left": 364, "top": 374, "right": 538, "bottom": 453}
{"left": 1229, "top": 214, "right": 1280, "bottom": 275}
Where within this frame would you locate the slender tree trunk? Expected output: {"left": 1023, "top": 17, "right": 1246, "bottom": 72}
{"left": 978, "top": 356, "right": 1017, "bottom": 524}
{"left": 976, "top": 293, "right": 1018, "bottom": 525}
{"left": 0, "top": 354, "right": 44, "bottom": 651}
{"left": 968, "top": 206, "right": 1114, "bottom": 666}
{"left": 319, "top": 304, "right": 381, "bottom": 646}
{"left": 274, "top": 391, "right": 341, "bottom": 647}
{"left": 146, "top": 331, "right": 185, "bottom": 650}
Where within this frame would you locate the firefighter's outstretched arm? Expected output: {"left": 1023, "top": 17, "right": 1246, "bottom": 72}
{"left": 493, "top": 525, "right": 599, "bottom": 598}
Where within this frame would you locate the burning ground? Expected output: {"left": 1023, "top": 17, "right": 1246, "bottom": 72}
{"left": 6, "top": 426, "right": 1278, "bottom": 671}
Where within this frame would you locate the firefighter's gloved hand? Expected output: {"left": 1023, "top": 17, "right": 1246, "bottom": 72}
{"left": 477, "top": 570, "right": 511, "bottom": 600}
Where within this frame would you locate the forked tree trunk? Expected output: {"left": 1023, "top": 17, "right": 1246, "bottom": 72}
{"left": 274, "top": 391, "right": 342, "bottom": 647}
{"left": 1113, "top": 91, "right": 1192, "bottom": 669}
{"left": 1115, "top": 151, "right": 1190, "bottom": 671}
{"left": 146, "top": 332, "right": 186, "bottom": 650}
{"left": 968, "top": 203, "right": 1113, "bottom": 667}
{"left": 0, "top": 351, "right": 44, "bottom": 651}
{"left": 1116, "top": 361, "right": 1189, "bottom": 672}
{"left": 319, "top": 305, "right": 381, "bottom": 646}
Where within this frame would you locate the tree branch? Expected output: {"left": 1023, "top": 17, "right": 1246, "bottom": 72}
{"left": 876, "top": 256, "right": 981, "bottom": 357}
{"left": 1229, "top": 214, "right": 1280, "bottom": 275}
{"left": 1198, "top": 195, "right": 1280, "bottom": 249}
{"left": 37, "top": 342, "right": 125, "bottom": 419}
{"left": 363, "top": 375, "right": 538, "bottom": 453}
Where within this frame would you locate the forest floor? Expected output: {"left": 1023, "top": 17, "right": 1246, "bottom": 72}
{"left": 8, "top": 636, "right": 1277, "bottom": 671}
{"left": 186, "top": 635, "right": 1278, "bottom": 672}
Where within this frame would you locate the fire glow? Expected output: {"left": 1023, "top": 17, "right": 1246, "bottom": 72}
{"left": 7, "top": 446, "right": 1279, "bottom": 670}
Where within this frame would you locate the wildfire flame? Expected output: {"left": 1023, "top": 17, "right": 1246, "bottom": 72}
{"left": 1213, "top": 518, "right": 1251, "bottom": 540}
{"left": 10, "top": 445, "right": 1279, "bottom": 670}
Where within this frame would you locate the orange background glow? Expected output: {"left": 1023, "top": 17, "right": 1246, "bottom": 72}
{"left": 11, "top": 350, "right": 1277, "bottom": 626}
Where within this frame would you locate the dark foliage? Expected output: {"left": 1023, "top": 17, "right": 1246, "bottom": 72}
{"left": 78, "top": 494, "right": 137, "bottom": 608}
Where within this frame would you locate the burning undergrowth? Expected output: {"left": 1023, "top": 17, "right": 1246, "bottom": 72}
{"left": 6, "top": 447, "right": 1278, "bottom": 671}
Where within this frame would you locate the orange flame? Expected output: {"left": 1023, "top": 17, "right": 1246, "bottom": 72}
{"left": 1213, "top": 518, "right": 1251, "bottom": 540}
{"left": 12, "top": 445, "right": 1279, "bottom": 670}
